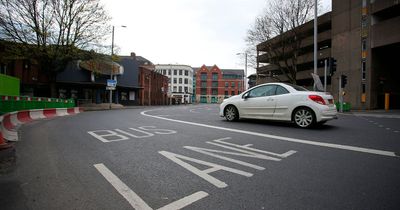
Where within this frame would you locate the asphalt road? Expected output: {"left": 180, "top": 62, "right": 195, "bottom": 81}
{"left": 1, "top": 104, "right": 400, "bottom": 210}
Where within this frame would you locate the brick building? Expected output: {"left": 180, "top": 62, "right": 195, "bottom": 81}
{"left": 138, "top": 65, "right": 168, "bottom": 105}
{"left": 194, "top": 65, "right": 244, "bottom": 103}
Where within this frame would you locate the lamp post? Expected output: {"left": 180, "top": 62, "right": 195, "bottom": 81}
{"left": 313, "top": 0, "right": 318, "bottom": 90}
{"left": 109, "top": 25, "right": 127, "bottom": 109}
{"left": 237, "top": 52, "right": 247, "bottom": 91}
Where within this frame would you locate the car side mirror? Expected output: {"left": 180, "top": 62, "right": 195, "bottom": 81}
{"left": 243, "top": 93, "right": 250, "bottom": 99}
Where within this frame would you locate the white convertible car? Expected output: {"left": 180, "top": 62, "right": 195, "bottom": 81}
{"left": 220, "top": 83, "right": 338, "bottom": 128}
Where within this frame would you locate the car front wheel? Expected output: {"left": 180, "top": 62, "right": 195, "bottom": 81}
{"left": 224, "top": 105, "right": 239, "bottom": 122}
{"left": 293, "top": 107, "right": 315, "bottom": 128}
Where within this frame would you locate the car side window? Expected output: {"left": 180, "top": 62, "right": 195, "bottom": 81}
{"left": 248, "top": 85, "right": 277, "bottom": 98}
{"left": 275, "top": 85, "right": 289, "bottom": 95}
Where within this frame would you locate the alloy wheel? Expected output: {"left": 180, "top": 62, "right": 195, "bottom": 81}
{"left": 294, "top": 108, "right": 314, "bottom": 128}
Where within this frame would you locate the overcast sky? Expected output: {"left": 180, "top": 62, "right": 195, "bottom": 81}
{"left": 101, "top": 0, "right": 331, "bottom": 75}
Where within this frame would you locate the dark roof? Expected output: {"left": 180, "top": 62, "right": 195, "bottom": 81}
{"left": 221, "top": 69, "right": 244, "bottom": 76}
{"left": 136, "top": 56, "right": 153, "bottom": 65}
{"left": 119, "top": 55, "right": 153, "bottom": 66}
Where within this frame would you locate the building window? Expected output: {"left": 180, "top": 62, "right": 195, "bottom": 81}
{"left": 201, "top": 73, "right": 207, "bottom": 81}
{"left": 173, "top": 78, "right": 177, "bottom": 84}
{"left": 173, "top": 86, "right": 177, "bottom": 92}
{"left": 184, "top": 78, "right": 188, "bottom": 84}
{"left": 212, "top": 81, "right": 218, "bottom": 88}
{"left": 362, "top": 60, "right": 366, "bottom": 80}
{"left": 179, "top": 86, "right": 182, "bottom": 92}
{"left": 212, "top": 73, "right": 218, "bottom": 81}
{"left": 231, "top": 91, "right": 235, "bottom": 95}
{"left": 184, "top": 70, "right": 188, "bottom": 76}
{"left": 179, "top": 70, "right": 182, "bottom": 75}
{"left": 168, "top": 70, "right": 171, "bottom": 75}
{"left": 224, "top": 91, "right": 229, "bottom": 97}
{"left": 212, "top": 89, "right": 218, "bottom": 95}
{"left": 201, "top": 88, "right": 207, "bottom": 95}
{"left": 231, "top": 82, "right": 235, "bottom": 87}
{"left": 225, "top": 82, "right": 228, "bottom": 87}
{"left": 184, "top": 87, "right": 188, "bottom": 93}
{"left": 201, "top": 81, "right": 207, "bottom": 88}
{"left": 179, "top": 78, "right": 182, "bottom": 84}
{"left": 162, "top": 70, "right": 166, "bottom": 75}
{"left": 362, "top": 84, "right": 366, "bottom": 93}
{"left": 174, "top": 70, "right": 177, "bottom": 75}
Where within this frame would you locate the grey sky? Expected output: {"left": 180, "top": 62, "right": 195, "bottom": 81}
{"left": 102, "top": 0, "right": 331, "bottom": 75}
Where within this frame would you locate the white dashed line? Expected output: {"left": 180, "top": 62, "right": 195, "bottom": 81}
{"left": 141, "top": 110, "right": 398, "bottom": 158}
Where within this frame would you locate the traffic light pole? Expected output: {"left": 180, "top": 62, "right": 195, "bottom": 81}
{"left": 339, "top": 76, "right": 343, "bottom": 113}
{"left": 324, "top": 59, "right": 327, "bottom": 92}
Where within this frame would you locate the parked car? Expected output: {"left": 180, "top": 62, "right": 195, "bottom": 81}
{"left": 219, "top": 83, "right": 338, "bottom": 128}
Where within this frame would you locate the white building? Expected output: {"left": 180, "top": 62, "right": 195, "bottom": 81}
{"left": 155, "top": 64, "right": 194, "bottom": 104}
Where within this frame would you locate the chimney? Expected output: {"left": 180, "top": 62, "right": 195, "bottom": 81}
{"left": 130, "top": 52, "right": 136, "bottom": 60}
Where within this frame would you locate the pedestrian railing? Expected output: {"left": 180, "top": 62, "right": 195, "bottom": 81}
{"left": 0, "top": 95, "right": 75, "bottom": 114}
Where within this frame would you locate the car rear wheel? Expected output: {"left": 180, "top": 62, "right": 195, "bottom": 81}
{"left": 293, "top": 107, "right": 315, "bottom": 128}
{"left": 225, "top": 105, "right": 239, "bottom": 122}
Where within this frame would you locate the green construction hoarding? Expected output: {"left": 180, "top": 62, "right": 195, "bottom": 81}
{"left": 0, "top": 73, "right": 20, "bottom": 96}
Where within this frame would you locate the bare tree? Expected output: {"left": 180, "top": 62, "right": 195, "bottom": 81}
{"left": 0, "top": 0, "right": 111, "bottom": 96}
{"left": 246, "top": 0, "right": 320, "bottom": 84}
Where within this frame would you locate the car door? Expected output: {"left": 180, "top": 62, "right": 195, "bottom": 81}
{"left": 271, "top": 85, "right": 291, "bottom": 120}
{"left": 237, "top": 85, "right": 277, "bottom": 119}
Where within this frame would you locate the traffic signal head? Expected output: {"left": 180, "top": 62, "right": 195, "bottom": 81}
{"left": 329, "top": 58, "right": 337, "bottom": 76}
{"left": 341, "top": 75, "right": 347, "bottom": 88}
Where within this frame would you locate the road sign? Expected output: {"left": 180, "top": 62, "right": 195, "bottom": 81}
{"left": 107, "top": 79, "right": 117, "bottom": 87}
{"left": 106, "top": 86, "right": 116, "bottom": 90}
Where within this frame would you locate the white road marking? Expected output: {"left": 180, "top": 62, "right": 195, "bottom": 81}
{"left": 157, "top": 191, "right": 209, "bottom": 210}
{"left": 141, "top": 110, "right": 398, "bottom": 157}
{"left": 213, "top": 138, "right": 297, "bottom": 158}
{"left": 379, "top": 125, "right": 384, "bottom": 127}
{"left": 94, "top": 163, "right": 153, "bottom": 210}
{"left": 115, "top": 128, "right": 155, "bottom": 138}
{"left": 386, "top": 128, "right": 391, "bottom": 130}
{"left": 159, "top": 151, "right": 253, "bottom": 188}
{"left": 243, "top": 144, "right": 253, "bottom": 147}
{"left": 88, "top": 130, "right": 129, "bottom": 143}
{"left": 184, "top": 146, "right": 267, "bottom": 170}
{"left": 394, "top": 131, "right": 399, "bottom": 133}
{"left": 95, "top": 163, "right": 208, "bottom": 210}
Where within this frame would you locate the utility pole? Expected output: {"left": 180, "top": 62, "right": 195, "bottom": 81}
{"left": 324, "top": 59, "right": 327, "bottom": 92}
{"left": 313, "top": 0, "right": 318, "bottom": 90}
{"left": 109, "top": 26, "right": 114, "bottom": 110}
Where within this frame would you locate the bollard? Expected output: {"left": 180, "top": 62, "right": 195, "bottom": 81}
{"left": 385, "top": 93, "right": 390, "bottom": 111}
{"left": 0, "top": 131, "right": 12, "bottom": 150}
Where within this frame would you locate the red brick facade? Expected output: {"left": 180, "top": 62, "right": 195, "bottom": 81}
{"left": 195, "top": 65, "right": 244, "bottom": 103}
{"left": 139, "top": 65, "right": 169, "bottom": 105}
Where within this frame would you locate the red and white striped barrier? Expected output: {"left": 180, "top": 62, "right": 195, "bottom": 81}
{"left": 0, "top": 107, "right": 83, "bottom": 144}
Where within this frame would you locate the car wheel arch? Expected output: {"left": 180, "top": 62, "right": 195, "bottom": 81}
{"left": 224, "top": 104, "right": 240, "bottom": 121}
{"left": 291, "top": 106, "right": 317, "bottom": 128}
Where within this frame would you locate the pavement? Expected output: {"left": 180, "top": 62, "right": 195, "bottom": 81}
{"left": 346, "top": 109, "right": 400, "bottom": 119}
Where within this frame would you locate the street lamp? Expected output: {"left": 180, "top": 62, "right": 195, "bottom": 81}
{"left": 109, "top": 25, "right": 127, "bottom": 109}
{"left": 236, "top": 52, "right": 247, "bottom": 91}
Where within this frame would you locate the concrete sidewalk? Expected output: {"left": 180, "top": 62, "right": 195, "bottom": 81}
{"left": 344, "top": 109, "right": 400, "bottom": 119}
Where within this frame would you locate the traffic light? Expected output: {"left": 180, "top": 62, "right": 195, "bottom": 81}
{"left": 341, "top": 75, "right": 347, "bottom": 88}
{"left": 329, "top": 57, "right": 337, "bottom": 76}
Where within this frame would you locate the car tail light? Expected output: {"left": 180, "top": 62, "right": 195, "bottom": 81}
{"left": 308, "top": 95, "right": 326, "bottom": 105}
